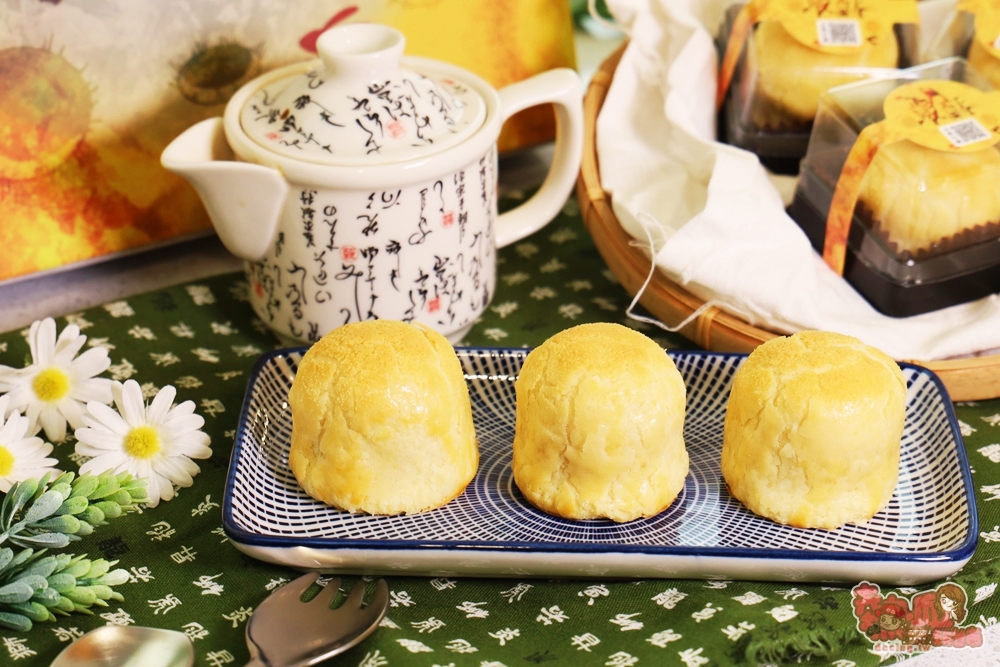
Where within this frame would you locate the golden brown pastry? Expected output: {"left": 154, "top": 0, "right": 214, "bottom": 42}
{"left": 512, "top": 323, "right": 688, "bottom": 523}
{"left": 721, "top": 330, "right": 906, "bottom": 529}
{"left": 751, "top": 20, "right": 900, "bottom": 128}
{"left": 858, "top": 140, "right": 1000, "bottom": 256}
{"left": 288, "top": 320, "right": 477, "bottom": 515}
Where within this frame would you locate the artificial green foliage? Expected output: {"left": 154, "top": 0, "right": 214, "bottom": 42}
{"left": 0, "top": 547, "right": 130, "bottom": 631}
{"left": 0, "top": 471, "right": 147, "bottom": 549}
{"left": 734, "top": 610, "right": 860, "bottom": 664}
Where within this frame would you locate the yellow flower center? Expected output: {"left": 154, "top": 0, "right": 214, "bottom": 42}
{"left": 124, "top": 426, "right": 160, "bottom": 460}
{"left": 0, "top": 445, "right": 13, "bottom": 477}
{"left": 33, "top": 367, "right": 70, "bottom": 403}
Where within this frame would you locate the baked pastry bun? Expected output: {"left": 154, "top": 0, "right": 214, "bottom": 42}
{"left": 858, "top": 136, "right": 1000, "bottom": 257}
{"left": 721, "top": 330, "right": 906, "bottom": 529}
{"left": 512, "top": 323, "right": 688, "bottom": 522}
{"left": 752, "top": 20, "right": 899, "bottom": 127}
{"left": 288, "top": 320, "right": 477, "bottom": 515}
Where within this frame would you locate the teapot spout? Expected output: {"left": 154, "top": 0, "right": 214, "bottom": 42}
{"left": 161, "top": 118, "right": 287, "bottom": 262}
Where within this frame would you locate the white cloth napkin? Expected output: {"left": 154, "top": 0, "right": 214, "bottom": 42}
{"left": 598, "top": 0, "right": 1000, "bottom": 361}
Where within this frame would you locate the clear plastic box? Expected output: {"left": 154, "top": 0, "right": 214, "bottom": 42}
{"left": 787, "top": 58, "right": 1000, "bottom": 317}
{"left": 718, "top": 3, "right": 919, "bottom": 174}
{"left": 926, "top": 8, "right": 1000, "bottom": 89}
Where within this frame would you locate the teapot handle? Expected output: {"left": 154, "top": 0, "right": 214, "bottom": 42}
{"left": 494, "top": 68, "right": 584, "bottom": 249}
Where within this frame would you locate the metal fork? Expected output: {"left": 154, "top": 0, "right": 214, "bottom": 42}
{"left": 244, "top": 572, "right": 389, "bottom": 667}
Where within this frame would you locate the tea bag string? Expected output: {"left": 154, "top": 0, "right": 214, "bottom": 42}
{"left": 626, "top": 212, "right": 748, "bottom": 334}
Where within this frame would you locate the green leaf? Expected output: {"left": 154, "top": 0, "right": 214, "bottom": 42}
{"left": 127, "top": 489, "right": 149, "bottom": 504}
{"left": 95, "top": 568, "right": 130, "bottom": 587}
{"left": 52, "top": 596, "right": 74, "bottom": 613}
{"left": 29, "top": 473, "right": 52, "bottom": 501}
{"left": 0, "top": 547, "right": 13, "bottom": 571}
{"left": 6, "top": 600, "right": 52, "bottom": 622}
{"left": 69, "top": 475, "right": 100, "bottom": 499}
{"left": 49, "top": 483, "right": 73, "bottom": 501}
{"left": 8, "top": 547, "right": 36, "bottom": 570}
{"left": 80, "top": 506, "right": 105, "bottom": 526}
{"left": 64, "top": 587, "right": 96, "bottom": 605}
{"left": 32, "top": 514, "right": 82, "bottom": 535}
{"left": 58, "top": 496, "right": 89, "bottom": 517}
{"left": 47, "top": 573, "right": 76, "bottom": 593}
{"left": 12, "top": 532, "right": 71, "bottom": 549}
{"left": 93, "top": 501, "right": 121, "bottom": 519}
{"left": 23, "top": 490, "right": 64, "bottom": 523}
{"left": 65, "top": 558, "right": 91, "bottom": 579}
{"left": 30, "top": 587, "right": 60, "bottom": 605}
{"left": 75, "top": 522, "right": 93, "bottom": 537}
{"left": 86, "top": 584, "right": 114, "bottom": 601}
{"left": 0, "top": 609, "right": 32, "bottom": 632}
{"left": 0, "top": 581, "right": 35, "bottom": 604}
{"left": 106, "top": 490, "right": 132, "bottom": 506}
{"left": 84, "top": 559, "right": 110, "bottom": 580}
{"left": 53, "top": 472, "right": 75, "bottom": 487}
{"left": 88, "top": 476, "right": 120, "bottom": 501}
{"left": 20, "top": 555, "right": 58, "bottom": 579}
{"left": 6, "top": 480, "right": 38, "bottom": 523}
{"left": 16, "top": 574, "right": 47, "bottom": 593}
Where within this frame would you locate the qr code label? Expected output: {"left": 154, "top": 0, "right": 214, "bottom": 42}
{"left": 939, "top": 118, "right": 993, "bottom": 148}
{"left": 816, "top": 19, "right": 863, "bottom": 47}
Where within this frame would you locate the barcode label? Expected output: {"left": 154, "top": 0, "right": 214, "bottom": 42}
{"left": 939, "top": 118, "right": 993, "bottom": 147}
{"left": 816, "top": 19, "right": 863, "bottom": 47}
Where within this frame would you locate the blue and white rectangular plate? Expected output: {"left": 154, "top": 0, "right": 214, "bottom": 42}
{"left": 222, "top": 347, "right": 977, "bottom": 584}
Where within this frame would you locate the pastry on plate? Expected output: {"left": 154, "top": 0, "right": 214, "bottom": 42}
{"left": 512, "top": 323, "right": 688, "bottom": 523}
{"left": 288, "top": 319, "right": 478, "bottom": 515}
{"left": 721, "top": 330, "right": 906, "bottom": 529}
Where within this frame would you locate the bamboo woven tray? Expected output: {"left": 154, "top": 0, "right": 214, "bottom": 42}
{"left": 576, "top": 42, "right": 1000, "bottom": 402}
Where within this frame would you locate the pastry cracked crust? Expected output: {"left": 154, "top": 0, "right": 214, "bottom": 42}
{"left": 721, "top": 330, "right": 906, "bottom": 529}
{"left": 512, "top": 323, "right": 689, "bottom": 522}
{"left": 288, "top": 320, "right": 478, "bottom": 515}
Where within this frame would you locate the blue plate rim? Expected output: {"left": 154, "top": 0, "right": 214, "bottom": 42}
{"left": 221, "top": 345, "right": 979, "bottom": 566}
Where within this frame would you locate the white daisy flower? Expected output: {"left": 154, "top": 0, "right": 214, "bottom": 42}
{"left": 0, "top": 318, "right": 113, "bottom": 443}
{"left": 75, "top": 380, "right": 212, "bottom": 508}
{"left": 0, "top": 395, "right": 60, "bottom": 492}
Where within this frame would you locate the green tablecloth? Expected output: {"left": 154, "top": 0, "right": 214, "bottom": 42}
{"left": 5, "top": 193, "right": 999, "bottom": 667}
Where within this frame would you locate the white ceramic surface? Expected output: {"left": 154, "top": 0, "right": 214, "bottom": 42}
{"left": 161, "top": 24, "right": 584, "bottom": 344}
{"left": 222, "top": 348, "right": 977, "bottom": 585}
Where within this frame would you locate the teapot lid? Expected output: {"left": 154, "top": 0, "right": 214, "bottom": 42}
{"left": 239, "top": 24, "right": 486, "bottom": 166}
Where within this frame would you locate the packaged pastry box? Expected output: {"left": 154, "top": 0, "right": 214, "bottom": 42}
{"left": 926, "top": 1, "right": 1000, "bottom": 89}
{"left": 788, "top": 58, "right": 1000, "bottom": 317}
{"left": 717, "top": 0, "right": 920, "bottom": 173}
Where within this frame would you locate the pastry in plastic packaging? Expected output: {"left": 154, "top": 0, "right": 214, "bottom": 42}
{"left": 716, "top": 0, "right": 919, "bottom": 171}
{"left": 788, "top": 58, "right": 1000, "bottom": 316}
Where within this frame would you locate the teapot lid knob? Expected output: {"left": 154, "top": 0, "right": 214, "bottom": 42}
{"left": 315, "top": 23, "right": 405, "bottom": 86}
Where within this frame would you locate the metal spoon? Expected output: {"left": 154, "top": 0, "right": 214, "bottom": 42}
{"left": 50, "top": 625, "right": 194, "bottom": 667}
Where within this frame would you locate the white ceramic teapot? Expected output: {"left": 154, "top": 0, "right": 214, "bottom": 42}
{"left": 162, "top": 23, "right": 583, "bottom": 345}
